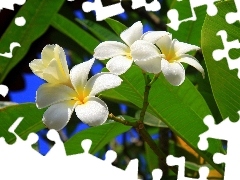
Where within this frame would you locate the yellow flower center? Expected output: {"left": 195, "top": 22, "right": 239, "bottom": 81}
{"left": 74, "top": 89, "right": 90, "bottom": 105}
{"left": 164, "top": 49, "right": 176, "bottom": 63}
{"left": 125, "top": 52, "right": 132, "bottom": 60}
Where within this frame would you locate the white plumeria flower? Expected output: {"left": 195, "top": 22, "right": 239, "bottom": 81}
{"left": 94, "top": 21, "right": 169, "bottom": 75}
{"left": 36, "top": 58, "right": 122, "bottom": 131}
{"left": 29, "top": 44, "right": 70, "bottom": 85}
{"left": 131, "top": 34, "right": 205, "bottom": 86}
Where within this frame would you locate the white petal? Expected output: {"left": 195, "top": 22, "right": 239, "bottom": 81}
{"left": 120, "top": 21, "right": 143, "bottom": 46}
{"left": 38, "top": 44, "right": 70, "bottom": 84}
{"left": 172, "top": 39, "right": 200, "bottom": 56}
{"left": 106, "top": 56, "right": 133, "bottom": 75}
{"left": 29, "top": 59, "right": 45, "bottom": 79}
{"left": 135, "top": 56, "right": 162, "bottom": 74}
{"left": 94, "top": 41, "right": 129, "bottom": 59}
{"left": 54, "top": 45, "right": 69, "bottom": 78}
{"left": 70, "top": 58, "right": 95, "bottom": 94}
{"left": 156, "top": 34, "right": 172, "bottom": 56}
{"left": 131, "top": 40, "right": 161, "bottom": 61}
{"left": 141, "top": 31, "right": 171, "bottom": 44}
{"left": 41, "top": 45, "right": 55, "bottom": 66}
{"left": 36, "top": 83, "right": 77, "bottom": 108}
{"left": 161, "top": 59, "right": 185, "bottom": 86}
{"left": 43, "top": 100, "right": 77, "bottom": 131}
{"left": 42, "top": 58, "right": 69, "bottom": 84}
{"left": 85, "top": 72, "right": 122, "bottom": 96}
{"left": 178, "top": 54, "right": 205, "bottom": 78}
{"left": 75, "top": 97, "right": 108, "bottom": 126}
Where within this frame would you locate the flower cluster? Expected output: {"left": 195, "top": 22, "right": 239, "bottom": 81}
{"left": 94, "top": 21, "right": 204, "bottom": 86}
{"left": 29, "top": 45, "right": 122, "bottom": 131}
{"left": 29, "top": 21, "right": 204, "bottom": 130}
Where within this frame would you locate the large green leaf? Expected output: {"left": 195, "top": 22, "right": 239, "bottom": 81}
{"left": 167, "top": 0, "right": 206, "bottom": 46}
{"left": 76, "top": 19, "right": 121, "bottom": 42}
{"left": 0, "top": 0, "right": 65, "bottom": 83}
{"left": 51, "top": 14, "right": 99, "bottom": 54}
{"left": 102, "top": 65, "right": 223, "bottom": 173}
{"left": 0, "top": 103, "right": 45, "bottom": 144}
{"left": 105, "top": 18, "right": 127, "bottom": 36}
{"left": 202, "top": 1, "right": 240, "bottom": 121}
{"left": 64, "top": 122, "right": 131, "bottom": 155}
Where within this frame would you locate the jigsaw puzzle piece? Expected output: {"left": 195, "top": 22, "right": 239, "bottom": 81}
{"left": 45, "top": 129, "right": 66, "bottom": 157}
{"left": 167, "top": 0, "right": 219, "bottom": 31}
{"left": 131, "top": 0, "right": 161, "bottom": 11}
{"left": 104, "top": 150, "right": 117, "bottom": 164}
{"left": 212, "top": 30, "right": 240, "bottom": 79}
{"left": 0, "top": 42, "right": 21, "bottom": 58}
{"left": 7, "top": 117, "right": 40, "bottom": 157}
{"left": 198, "top": 113, "right": 240, "bottom": 150}
{"left": 198, "top": 111, "right": 240, "bottom": 179}
{"left": 81, "top": 138, "right": 92, "bottom": 153}
{"left": 213, "top": 150, "right": 240, "bottom": 179}
{"left": 82, "top": 0, "right": 124, "bottom": 21}
{"left": 0, "top": 120, "right": 140, "bottom": 179}
{"left": 167, "top": 155, "right": 209, "bottom": 180}
{"left": 0, "top": 0, "right": 26, "bottom": 11}
{"left": 152, "top": 169, "right": 163, "bottom": 180}
{"left": 225, "top": 0, "right": 240, "bottom": 24}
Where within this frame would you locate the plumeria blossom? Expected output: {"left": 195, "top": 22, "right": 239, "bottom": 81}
{"left": 29, "top": 44, "right": 70, "bottom": 85}
{"left": 131, "top": 34, "right": 205, "bottom": 86}
{"left": 94, "top": 21, "right": 169, "bottom": 75}
{"left": 35, "top": 58, "right": 122, "bottom": 131}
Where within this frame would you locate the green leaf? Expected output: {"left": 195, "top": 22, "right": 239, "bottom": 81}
{"left": 51, "top": 14, "right": 99, "bottom": 54}
{"left": 0, "top": 103, "right": 45, "bottom": 144}
{"left": 105, "top": 18, "right": 127, "bottom": 36}
{"left": 76, "top": 19, "right": 121, "bottom": 42}
{"left": 102, "top": 65, "right": 223, "bottom": 173}
{"left": 64, "top": 122, "right": 131, "bottom": 155}
{"left": 144, "top": 142, "right": 159, "bottom": 173}
{"left": 0, "top": 0, "right": 65, "bottom": 83}
{"left": 201, "top": 1, "right": 240, "bottom": 121}
{"left": 167, "top": 0, "right": 206, "bottom": 46}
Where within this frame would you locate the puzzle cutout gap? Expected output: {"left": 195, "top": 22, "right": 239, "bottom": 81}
{"left": 225, "top": 0, "right": 240, "bottom": 24}
{"left": 0, "top": 0, "right": 26, "bottom": 11}
{"left": 15, "top": 16, "right": 26, "bottom": 26}
{"left": 167, "top": 155, "right": 209, "bottom": 180}
{"left": 212, "top": 30, "right": 240, "bottom": 79}
{"left": 0, "top": 85, "right": 9, "bottom": 97}
{"left": 198, "top": 111, "right": 240, "bottom": 180}
{"left": 0, "top": 0, "right": 26, "bottom": 58}
{"left": 1, "top": 0, "right": 240, "bottom": 179}
{"left": 82, "top": 0, "right": 161, "bottom": 21}
{"left": 3, "top": 111, "right": 240, "bottom": 179}
{"left": 167, "top": 0, "right": 219, "bottom": 31}
{"left": 0, "top": 117, "right": 140, "bottom": 180}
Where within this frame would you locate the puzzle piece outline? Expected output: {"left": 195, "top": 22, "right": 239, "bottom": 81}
{"left": 167, "top": 0, "right": 220, "bottom": 31}
{"left": 167, "top": 155, "right": 209, "bottom": 180}
{"left": 82, "top": 0, "right": 161, "bottom": 21}
{"left": 225, "top": 0, "right": 240, "bottom": 24}
{"left": 0, "top": 0, "right": 26, "bottom": 11}
{"left": 212, "top": 30, "right": 240, "bottom": 79}
{"left": 0, "top": 117, "right": 140, "bottom": 180}
{"left": 198, "top": 111, "right": 240, "bottom": 180}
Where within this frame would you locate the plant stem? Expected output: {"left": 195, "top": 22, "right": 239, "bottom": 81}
{"left": 108, "top": 113, "right": 137, "bottom": 127}
{"left": 108, "top": 72, "right": 177, "bottom": 175}
{"left": 139, "top": 73, "right": 151, "bottom": 123}
{"left": 138, "top": 72, "right": 177, "bottom": 174}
